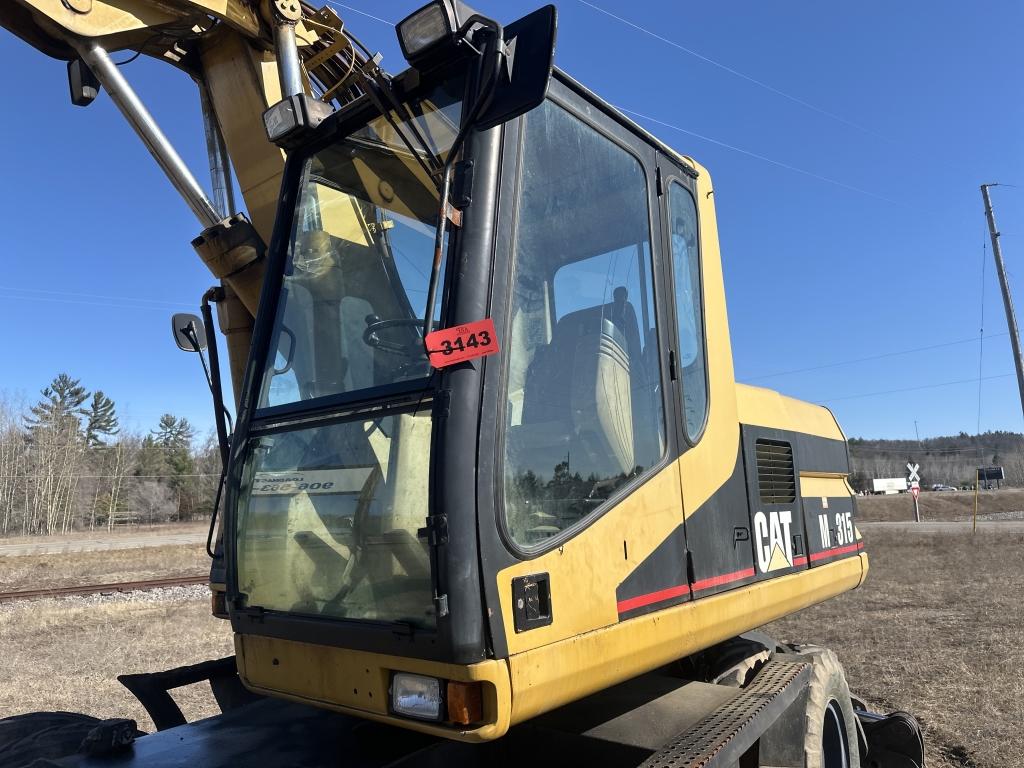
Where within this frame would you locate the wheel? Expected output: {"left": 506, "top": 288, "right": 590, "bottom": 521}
{"left": 694, "top": 631, "right": 774, "bottom": 688}
{"left": 798, "top": 647, "right": 861, "bottom": 768}
{"left": 0, "top": 712, "right": 140, "bottom": 766}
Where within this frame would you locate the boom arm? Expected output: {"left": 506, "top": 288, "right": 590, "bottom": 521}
{"left": 0, "top": 0, "right": 370, "bottom": 395}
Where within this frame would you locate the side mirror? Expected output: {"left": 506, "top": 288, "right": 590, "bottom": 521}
{"left": 172, "top": 313, "right": 207, "bottom": 352}
{"left": 475, "top": 5, "right": 557, "bottom": 131}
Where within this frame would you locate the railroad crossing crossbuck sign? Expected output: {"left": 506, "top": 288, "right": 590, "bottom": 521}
{"left": 906, "top": 463, "right": 920, "bottom": 484}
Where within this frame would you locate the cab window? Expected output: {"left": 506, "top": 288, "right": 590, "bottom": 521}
{"left": 502, "top": 100, "right": 665, "bottom": 548}
{"left": 668, "top": 182, "right": 708, "bottom": 440}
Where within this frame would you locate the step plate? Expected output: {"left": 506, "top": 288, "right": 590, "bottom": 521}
{"left": 640, "top": 660, "right": 811, "bottom": 768}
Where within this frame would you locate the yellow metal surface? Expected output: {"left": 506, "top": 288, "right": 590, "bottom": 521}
{"left": 676, "top": 161, "right": 742, "bottom": 543}
{"left": 505, "top": 554, "right": 866, "bottom": 724}
{"left": 200, "top": 27, "right": 287, "bottom": 249}
{"left": 736, "top": 382, "right": 846, "bottom": 441}
{"left": 235, "top": 634, "right": 513, "bottom": 742}
{"left": 799, "top": 474, "right": 855, "bottom": 499}
{"left": 497, "top": 461, "right": 684, "bottom": 655}
{"left": 235, "top": 557, "right": 865, "bottom": 740}
{"left": 5, "top": 0, "right": 260, "bottom": 47}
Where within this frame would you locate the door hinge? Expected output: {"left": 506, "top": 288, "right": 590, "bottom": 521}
{"left": 451, "top": 160, "right": 475, "bottom": 209}
{"left": 434, "top": 593, "right": 449, "bottom": 618}
{"left": 685, "top": 550, "right": 695, "bottom": 584}
{"left": 418, "top": 514, "right": 449, "bottom": 546}
{"left": 655, "top": 166, "right": 664, "bottom": 196}
{"left": 669, "top": 349, "right": 678, "bottom": 381}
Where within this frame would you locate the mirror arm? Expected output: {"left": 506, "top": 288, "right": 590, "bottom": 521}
{"left": 200, "top": 286, "right": 231, "bottom": 560}
{"left": 421, "top": 21, "right": 504, "bottom": 343}
{"left": 200, "top": 287, "right": 231, "bottom": 470}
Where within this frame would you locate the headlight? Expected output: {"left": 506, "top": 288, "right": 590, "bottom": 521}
{"left": 391, "top": 672, "right": 443, "bottom": 721}
{"left": 396, "top": 1, "right": 483, "bottom": 69}
{"left": 397, "top": 3, "right": 455, "bottom": 61}
{"left": 262, "top": 94, "right": 334, "bottom": 150}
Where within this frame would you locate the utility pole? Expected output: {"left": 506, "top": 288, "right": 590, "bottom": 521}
{"left": 981, "top": 184, "right": 1024, "bottom": 423}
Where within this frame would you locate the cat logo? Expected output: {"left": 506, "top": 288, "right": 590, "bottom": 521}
{"left": 753, "top": 509, "right": 793, "bottom": 573}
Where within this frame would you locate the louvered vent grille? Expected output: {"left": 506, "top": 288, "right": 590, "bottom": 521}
{"left": 756, "top": 439, "right": 795, "bottom": 504}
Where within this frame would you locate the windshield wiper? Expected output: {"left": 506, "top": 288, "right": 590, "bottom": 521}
{"left": 356, "top": 57, "right": 444, "bottom": 187}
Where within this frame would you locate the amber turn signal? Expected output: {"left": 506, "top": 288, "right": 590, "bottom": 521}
{"left": 446, "top": 681, "right": 483, "bottom": 725}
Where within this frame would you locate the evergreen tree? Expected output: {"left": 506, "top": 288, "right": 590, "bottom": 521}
{"left": 25, "top": 373, "right": 89, "bottom": 434}
{"left": 145, "top": 414, "right": 198, "bottom": 519}
{"left": 152, "top": 414, "right": 195, "bottom": 449}
{"left": 84, "top": 391, "right": 119, "bottom": 448}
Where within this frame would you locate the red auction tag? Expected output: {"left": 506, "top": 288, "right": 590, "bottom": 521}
{"left": 425, "top": 318, "right": 499, "bottom": 368}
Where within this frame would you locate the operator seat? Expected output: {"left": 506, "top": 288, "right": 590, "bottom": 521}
{"left": 518, "top": 286, "right": 643, "bottom": 481}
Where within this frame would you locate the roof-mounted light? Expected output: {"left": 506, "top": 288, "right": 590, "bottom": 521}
{"left": 396, "top": 1, "right": 478, "bottom": 70}
{"left": 262, "top": 93, "right": 334, "bottom": 151}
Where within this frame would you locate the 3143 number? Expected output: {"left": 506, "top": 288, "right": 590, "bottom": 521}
{"left": 438, "top": 330, "right": 492, "bottom": 356}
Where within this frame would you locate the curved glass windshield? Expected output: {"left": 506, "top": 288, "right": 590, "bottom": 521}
{"left": 259, "top": 79, "right": 465, "bottom": 409}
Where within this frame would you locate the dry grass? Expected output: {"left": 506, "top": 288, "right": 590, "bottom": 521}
{"left": 0, "top": 595, "right": 234, "bottom": 732}
{"left": 0, "top": 544, "right": 209, "bottom": 592}
{"left": 4, "top": 531, "right": 1021, "bottom": 765}
{"left": 765, "top": 527, "right": 1024, "bottom": 768}
{"left": 856, "top": 488, "right": 1024, "bottom": 522}
{"left": 0, "top": 522, "right": 208, "bottom": 545}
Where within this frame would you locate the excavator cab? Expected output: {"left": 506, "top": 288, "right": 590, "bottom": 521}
{"left": 218, "top": 0, "right": 867, "bottom": 743}
{"left": 0, "top": 1, "right": 906, "bottom": 764}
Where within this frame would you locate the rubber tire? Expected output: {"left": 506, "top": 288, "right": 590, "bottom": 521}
{"left": 703, "top": 634, "right": 773, "bottom": 688}
{"left": 0, "top": 712, "right": 101, "bottom": 767}
{"left": 797, "top": 647, "right": 861, "bottom": 768}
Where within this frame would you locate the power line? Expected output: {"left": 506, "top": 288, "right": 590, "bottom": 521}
{"left": 741, "top": 332, "right": 1010, "bottom": 382}
{"left": 575, "top": 0, "right": 889, "bottom": 141}
{"left": 325, "top": 2, "right": 905, "bottom": 206}
{"left": 0, "top": 293, "right": 193, "bottom": 313}
{"left": 619, "top": 108, "right": 904, "bottom": 206}
{"left": 326, "top": 1, "right": 395, "bottom": 26}
{"left": 0, "top": 285, "right": 194, "bottom": 308}
{"left": 818, "top": 372, "right": 1015, "bottom": 404}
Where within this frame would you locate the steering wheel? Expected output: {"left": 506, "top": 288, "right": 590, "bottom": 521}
{"left": 361, "top": 316, "right": 424, "bottom": 356}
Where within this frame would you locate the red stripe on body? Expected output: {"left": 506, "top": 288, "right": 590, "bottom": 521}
{"left": 691, "top": 567, "right": 756, "bottom": 593}
{"left": 617, "top": 549, "right": 854, "bottom": 616}
{"left": 616, "top": 583, "right": 690, "bottom": 613}
{"left": 809, "top": 542, "right": 864, "bottom": 562}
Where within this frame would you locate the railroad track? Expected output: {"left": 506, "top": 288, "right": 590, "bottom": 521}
{"left": 0, "top": 575, "right": 208, "bottom": 603}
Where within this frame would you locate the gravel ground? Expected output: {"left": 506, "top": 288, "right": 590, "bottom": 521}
{"left": 0, "top": 584, "right": 209, "bottom": 611}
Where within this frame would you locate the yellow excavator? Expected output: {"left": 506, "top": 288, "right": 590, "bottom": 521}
{"left": 0, "top": 2, "right": 925, "bottom": 766}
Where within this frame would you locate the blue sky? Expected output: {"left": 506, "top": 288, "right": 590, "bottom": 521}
{"left": 2, "top": 0, "right": 1023, "bottom": 440}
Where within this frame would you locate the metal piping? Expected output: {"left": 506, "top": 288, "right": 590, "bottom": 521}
{"left": 273, "top": 22, "right": 305, "bottom": 98}
{"left": 78, "top": 43, "right": 222, "bottom": 229}
{"left": 199, "top": 83, "right": 236, "bottom": 219}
